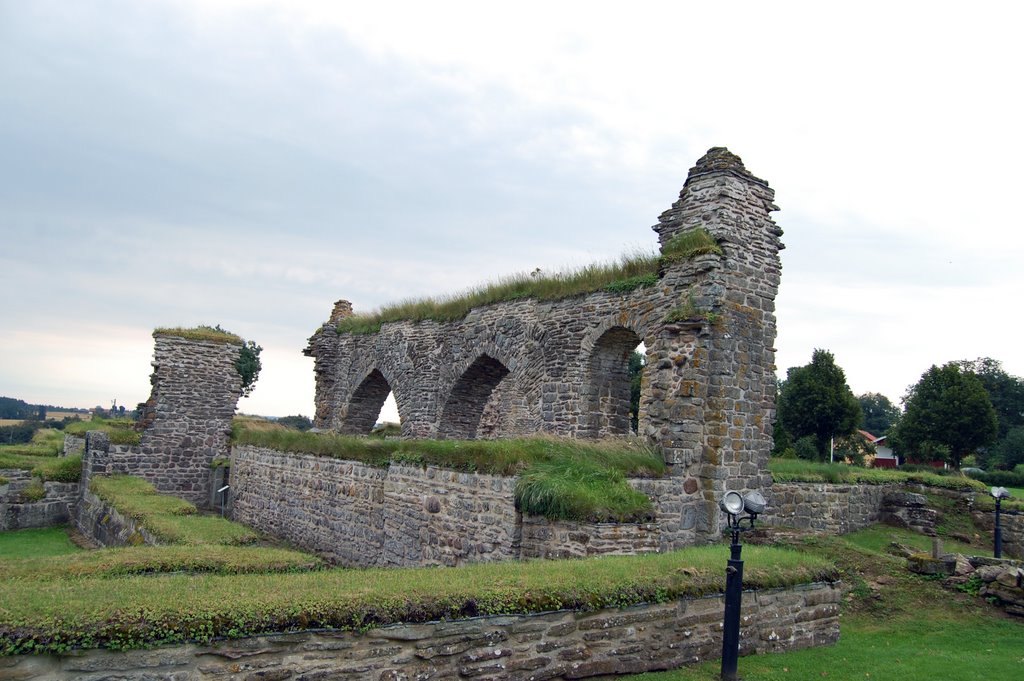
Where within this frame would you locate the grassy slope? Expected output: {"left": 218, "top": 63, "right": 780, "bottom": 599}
{"left": 629, "top": 524, "right": 1024, "bottom": 680}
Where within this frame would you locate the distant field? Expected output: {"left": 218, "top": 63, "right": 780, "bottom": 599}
{"left": 1, "top": 411, "right": 86, "bottom": 426}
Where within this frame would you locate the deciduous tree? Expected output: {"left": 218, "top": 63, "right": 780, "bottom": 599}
{"left": 777, "top": 349, "right": 862, "bottom": 460}
{"left": 890, "top": 363, "right": 997, "bottom": 469}
{"left": 857, "top": 392, "right": 900, "bottom": 436}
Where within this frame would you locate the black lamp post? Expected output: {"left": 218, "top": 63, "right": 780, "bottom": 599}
{"left": 719, "top": 490, "right": 766, "bottom": 681}
{"left": 991, "top": 486, "right": 1011, "bottom": 558}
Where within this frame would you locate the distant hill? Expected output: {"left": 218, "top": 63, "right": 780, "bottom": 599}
{"left": 0, "top": 396, "right": 89, "bottom": 420}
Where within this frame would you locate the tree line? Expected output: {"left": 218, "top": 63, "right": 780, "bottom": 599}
{"left": 772, "top": 351, "right": 1024, "bottom": 471}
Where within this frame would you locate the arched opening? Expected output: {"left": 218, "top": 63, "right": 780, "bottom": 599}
{"left": 342, "top": 369, "right": 394, "bottom": 435}
{"left": 438, "top": 354, "right": 510, "bottom": 439}
{"left": 585, "top": 327, "right": 644, "bottom": 438}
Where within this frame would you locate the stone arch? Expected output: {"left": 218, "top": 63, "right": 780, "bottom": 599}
{"left": 438, "top": 354, "right": 511, "bottom": 439}
{"left": 582, "top": 324, "right": 645, "bottom": 438}
{"left": 341, "top": 368, "right": 398, "bottom": 435}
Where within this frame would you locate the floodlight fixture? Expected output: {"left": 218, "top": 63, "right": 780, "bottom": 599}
{"left": 990, "top": 486, "right": 1014, "bottom": 558}
{"left": 719, "top": 487, "right": 767, "bottom": 681}
{"left": 742, "top": 490, "right": 767, "bottom": 515}
{"left": 720, "top": 491, "right": 744, "bottom": 516}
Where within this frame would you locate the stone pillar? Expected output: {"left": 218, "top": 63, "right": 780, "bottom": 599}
{"left": 649, "top": 147, "right": 784, "bottom": 536}
{"left": 136, "top": 332, "right": 244, "bottom": 507}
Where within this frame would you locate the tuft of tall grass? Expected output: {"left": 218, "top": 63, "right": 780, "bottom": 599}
{"left": 514, "top": 459, "right": 653, "bottom": 521}
{"left": 90, "top": 476, "right": 259, "bottom": 546}
{"left": 661, "top": 228, "right": 723, "bottom": 261}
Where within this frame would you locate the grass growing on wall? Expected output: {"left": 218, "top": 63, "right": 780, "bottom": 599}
{"left": 0, "top": 452, "right": 81, "bottom": 482}
{"left": 90, "top": 476, "right": 259, "bottom": 546}
{"left": 334, "top": 228, "right": 721, "bottom": 334}
{"left": 232, "top": 425, "right": 666, "bottom": 522}
{"left": 0, "top": 545, "right": 835, "bottom": 655}
{"left": 64, "top": 417, "right": 141, "bottom": 445}
{"left": 153, "top": 325, "right": 243, "bottom": 344}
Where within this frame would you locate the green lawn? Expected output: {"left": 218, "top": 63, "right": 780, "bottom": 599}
{"left": 0, "top": 526, "right": 82, "bottom": 559}
{"left": 629, "top": 523, "right": 1024, "bottom": 680}
{"left": 631, "top": 610, "right": 1023, "bottom": 680}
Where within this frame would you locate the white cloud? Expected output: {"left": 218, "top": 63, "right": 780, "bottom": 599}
{"left": 2, "top": 0, "right": 1023, "bottom": 417}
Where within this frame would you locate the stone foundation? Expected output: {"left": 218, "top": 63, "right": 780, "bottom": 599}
{"left": 0, "top": 582, "right": 841, "bottom": 680}
{"left": 971, "top": 508, "right": 1024, "bottom": 560}
{"left": 763, "top": 482, "right": 893, "bottom": 534}
{"left": 0, "top": 470, "right": 79, "bottom": 531}
{"left": 75, "top": 488, "right": 160, "bottom": 547}
{"left": 230, "top": 445, "right": 696, "bottom": 566}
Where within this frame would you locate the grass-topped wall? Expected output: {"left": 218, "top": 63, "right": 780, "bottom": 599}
{"left": 0, "top": 545, "right": 836, "bottom": 656}
{"left": 232, "top": 422, "right": 665, "bottom": 522}
{"left": 334, "top": 227, "right": 721, "bottom": 334}
{"left": 90, "top": 475, "right": 260, "bottom": 545}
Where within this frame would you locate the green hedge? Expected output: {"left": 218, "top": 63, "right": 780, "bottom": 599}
{"left": 768, "top": 458, "right": 986, "bottom": 492}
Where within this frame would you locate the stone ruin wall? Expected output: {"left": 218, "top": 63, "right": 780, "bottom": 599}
{"left": 231, "top": 444, "right": 667, "bottom": 567}
{"left": 305, "top": 147, "right": 784, "bottom": 543}
{"left": 131, "top": 333, "right": 243, "bottom": 507}
{"left": 0, "top": 581, "right": 842, "bottom": 681}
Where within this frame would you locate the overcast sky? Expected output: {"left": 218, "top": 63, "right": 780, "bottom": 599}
{"left": 2, "top": 0, "right": 1022, "bottom": 422}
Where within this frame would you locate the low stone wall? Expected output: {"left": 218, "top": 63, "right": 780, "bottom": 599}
{"left": 764, "top": 482, "right": 893, "bottom": 534}
{"left": 520, "top": 516, "right": 660, "bottom": 559}
{"left": 0, "top": 582, "right": 841, "bottom": 680}
{"left": 971, "top": 508, "right": 1024, "bottom": 560}
{"left": 75, "top": 488, "right": 160, "bottom": 547}
{"left": 0, "top": 469, "right": 79, "bottom": 531}
{"left": 230, "top": 446, "right": 680, "bottom": 567}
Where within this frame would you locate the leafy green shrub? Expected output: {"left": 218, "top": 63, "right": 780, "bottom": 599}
{"left": 236, "top": 340, "right": 262, "bottom": 398}
{"left": 971, "top": 469, "right": 1024, "bottom": 488}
